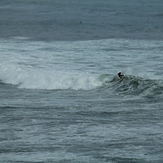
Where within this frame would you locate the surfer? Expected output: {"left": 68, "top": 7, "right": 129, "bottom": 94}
{"left": 118, "top": 72, "right": 124, "bottom": 79}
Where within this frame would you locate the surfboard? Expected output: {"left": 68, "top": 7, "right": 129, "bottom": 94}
{"left": 119, "top": 76, "right": 125, "bottom": 82}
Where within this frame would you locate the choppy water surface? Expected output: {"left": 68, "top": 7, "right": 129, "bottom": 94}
{"left": 0, "top": 0, "right": 163, "bottom": 162}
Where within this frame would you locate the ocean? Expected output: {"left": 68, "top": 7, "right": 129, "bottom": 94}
{"left": 0, "top": 0, "right": 163, "bottom": 162}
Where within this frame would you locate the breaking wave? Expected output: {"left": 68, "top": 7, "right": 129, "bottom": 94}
{"left": 0, "top": 63, "right": 162, "bottom": 101}
{"left": 0, "top": 62, "right": 102, "bottom": 90}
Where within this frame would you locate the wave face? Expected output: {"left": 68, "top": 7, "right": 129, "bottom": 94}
{"left": 110, "top": 75, "right": 163, "bottom": 100}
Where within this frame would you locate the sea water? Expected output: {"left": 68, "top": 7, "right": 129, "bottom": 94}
{"left": 0, "top": 0, "right": 163, "bottom": 163}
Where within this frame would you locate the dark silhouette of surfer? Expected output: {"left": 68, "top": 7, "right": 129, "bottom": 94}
{"left": 118, "top": 72, "right": 124, "bottom": 79}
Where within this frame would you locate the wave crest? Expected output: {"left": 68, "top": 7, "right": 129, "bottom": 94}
{"left": 0, "top": 65, "right": 162, "bottom": 101}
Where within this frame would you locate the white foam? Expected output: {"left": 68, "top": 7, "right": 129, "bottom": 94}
{"left": 0, "top": 59, "right": 101, "bottom": 90}
{"left": 0, "top": 38, "right": 104, "bottom": 90}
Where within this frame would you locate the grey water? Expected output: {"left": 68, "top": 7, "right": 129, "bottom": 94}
{"left": 0, "top": 0, "right": 163, "bottom": 162}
